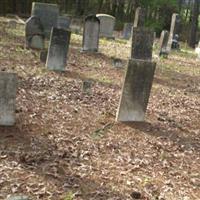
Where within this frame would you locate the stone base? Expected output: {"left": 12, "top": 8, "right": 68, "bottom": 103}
{"left": 116, "top": 59, "right": 156, "bottom": 122}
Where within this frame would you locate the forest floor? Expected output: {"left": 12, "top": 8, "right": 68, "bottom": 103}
{"left": 0, "top": 17, "right": 200, "bottom": 200}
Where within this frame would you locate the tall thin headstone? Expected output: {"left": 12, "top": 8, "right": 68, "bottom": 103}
{"left": 133, "top": 7, "right": 145, "bottom": 28}
{"left": 96, "top": 14, "right": 115, "bottom": 39}
{"left": 25, "top": 16, "right": 45, "bottom": 49}
{"left": 0, "top": 72, "right": 17, "bottom": 126}
{"left": 167, "top": 13, "right": 181, "bottom": 51}
{"left": 131, "top": 27, "right": 154, "bottom": 60}
{"left": 46, "top": 27, "right": 71, "bottom": 71}
{"left": 82, "top": 15, "right": 100, "bottom": 52}
{"left": 159, "top": 30, "right": 169, "bottom": 56}
{"left": 31, "top": 2, "right": 59, "bottom": 38}
{"left": 122, "top": 23, "right": 133, "bottom": 40}
{"left": 117, "top": 28, "right": 156, "bottom": 122}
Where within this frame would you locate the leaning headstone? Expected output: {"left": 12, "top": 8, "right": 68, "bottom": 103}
{"left": 57, "top": 15, "right": 71, "bottom": 30}
{"left": 96, "top": 14, "right": 115, "bottom": 39}
{"left": 133, "top": 7, "right": 145, "bottom": 28}
{"left": 122, "top": 23, "right": 133, "bottom": 40}
{"left": 116, "top": 59, "right": 156, "bottom": 122}
{"left": 82, "top": 15, "right": 100, "bottom": 52}
{"left": 0, "top": 72, "right": 17, "bottom": 126}
{"left": 159, "top": 30, "right": 169, "bottom": 57}
{"left": 25, "top": 16, "right": 45, "bottom": 49}
{"left": 131, "top": 27, "right": 154, "bottom": 60}
{"left": 31, "top": 2, "right": 59, "bottom": 38}
{"left": 46, "top": 27, "right": 71, "bottom": 71}
{"left": 167, "top": 13, "right": 181, "bottom": 51}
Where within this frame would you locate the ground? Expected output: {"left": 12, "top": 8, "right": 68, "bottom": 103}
{"left": 0, "top": 17, "right": 199, "bottom": 200}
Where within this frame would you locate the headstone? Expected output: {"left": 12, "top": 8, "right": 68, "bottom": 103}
{"left": 57, "top": 15, "right": 71, "bottom": 30}
{"left": 70, "top": 18, "right": 83, "bottom": 33}
{"left": 82, "top": 15, "right": 100, "bottom": 52}
{"left": 0, "top": 72, "right": 17, "bottom": 126}
{"left": 122, "top": 23, "right": 133, "bottom": 40}
{"left": 25, "top": 16, "right": 45, "bottom": 49}
{"left": 133, "top": 7, "right": 145, "bottom": 28}
{"left": 96, "top": 14, "right": 115, "bottom": 39}
{"left": 82, "top": 79, "right": 93, "bottom": 95}
{"left": 159, "top": 30, "right": 169, "bottom": 57}
{"left": 46, "top": 27, "right": 71, "bottom": 71}
{"left": 40, "top": 50, "right": 48, "bottom": 63}
{"left": 116, "top": 59, "right": 156, "bottom": 122}
{"left": 131, "top": 27, "right": 154, "bottom": 60}
{"left": 31, "top": 2, "right": 59, "bottom": 38}
{"left": 167, "top": 13, "right": 181, "bottom": 51}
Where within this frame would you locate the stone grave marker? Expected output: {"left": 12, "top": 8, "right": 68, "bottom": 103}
{"left": 82, "top": 15, "right": 100, "bottom": 52}
{"left": 96, "top": 14, "right": 115, "bottom": 39}
{"left": 31, "top": 2, "right": 59, "bottom": 38}
{"left": 122, "top": 23, "right": 133, "bottom": 40}
{"left": 46, "top": 27, "right": 71, "bottom": 71}
{"left": 117, "top": 28, "right": 156, "bottom": 122}
{"left": 133, "top": 7, "right": 145, "bottom": 28}
{"left": 57, "top": 15, "right": 71, "bottom": 30}
{"left": 159, "top": 30, "right": 169, "bottom": 57}
{"left": 0, "top": 72, "right": 17, "bottom": 126}
{"left": 82, "top": 79, "right": 93, "bottom": 95}
{"left": 70, "top": 18, "right": 83, "bottom": 33}
{"left": 167, "top": 13, "right": 181, "bottom": 51}
{"left": 131, "top": 27, "right": 154, "bottom": 60}
{"left": 25, "top": 16, "right": 45, "bottom": 49}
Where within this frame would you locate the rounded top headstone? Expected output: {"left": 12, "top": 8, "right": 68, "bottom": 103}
{"left": 96, "top": 14, "right": 115, "bottom": 20}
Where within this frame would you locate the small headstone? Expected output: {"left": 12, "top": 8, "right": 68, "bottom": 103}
{"left": 40, "top": 50, "right": 48, "bottom": 63}
{"left": 96, "top": 14, "right": 115, "bottom": 39}
{"left": 116, "top": 59, "right": 156, "bottom": 122}
{"left": 159, "top": 30, "right": 169, "bottom": 57}
{"left": 122, "top": 23, "right": 133, "bottom": 40}
{"left": 31, "top": 2, "right": 59, "bottom": 38}
{"left": 167, "top": 13, "right": 181, "bottom": 51}
{"left": 7, "top": 195, "right": 30, "bottom": 200}
{"left": 82, "top": 15, "right": 100, "bottom": 52}
{"left": 0, "top": 72, "right": 17, "bottom": 126}
{"left": 25, "top": 16, "right": 45, "bottom": 49}
{"left": 46, "top": 27, "right": 71, "bottom": 71}
{"left": 133, "top": 7, "right": 145, "bottom": 28}
{"left": 131, "top": 27, "right": 154, "bottom": 60}
{"left": 57, "top": 15, "right": 71, "bottom": 30}
{"left": 82, "top": 79, "right": 93, "bottom": 95}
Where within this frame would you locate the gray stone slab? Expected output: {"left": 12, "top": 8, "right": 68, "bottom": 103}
{"left": 96, "top": 14, "right": 115, "bottom": 38}
{"left": 25, "top": 16, "right": 45, "bottom": 49}
{"left": 82, "top": 15, "right": 100, "bottom": 52}
{"left": 116, "top": 59, "right": 156, "bottom": 122}
{"left": 0, "top": 72, "right": 17, "bottom": 126}
{"left": 70, "top": 18, "right": 83, "bottom": 33}
{"left": 31, "top": 2, "right": 59, "bottom": 38}
{"left": 159, "top": 30, "right": 169, "bottom": 56}
{"left": 122, "top": 23, "right": 133, "bottom": 40}
{"left": 167, "top": 13, "right": 181, "bottom": 51}
{"left": 131, "top": 27, "right": 154, "bottom": 60}
{"left": 46, "top": 27, "right": 71, "bottom": 71}
{"left": 133, "top": 7, "right": 145, "bottom": 28}
{"left": 57, "top": 15, "right": 71, "bottom": 30}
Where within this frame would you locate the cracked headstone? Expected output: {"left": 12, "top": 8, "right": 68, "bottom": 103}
{"left": 0, "top": 72, "right": 17, "bottom": 126}
{"left": 46, "top": 27, "right": 71, "bottom": 71}
{"left": 82, "top": 15, "right": 100, "bottom": 52}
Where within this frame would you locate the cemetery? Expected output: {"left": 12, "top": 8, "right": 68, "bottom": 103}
{"left": 0, "top": 1, "right": 200, "bottom": 200}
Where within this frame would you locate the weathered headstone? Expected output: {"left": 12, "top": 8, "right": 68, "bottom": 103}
{"left": 131, "top": 27, "right": 154, "bottom": 60}
{"left": 133, "top": 7, "right": 145, "bottom": 28}
{"left": 57, "top": 15, "right": 71, "bottom": 30}
{"left": 122, "top": 23, "right": 133, "bottom": 40}
{"left": 46, "top": 27, "right": 71, "bottom": 71}
{"left": 0, "top": 72, "right": 17, "bottom": 126}
{"left": 116, "top": 59, "right": 156, "bottom": 122}
{"left": 31, "top": 2, "right": 59, "bottom": 38}
{"left": 82, "top": 79, "right": 93, "bottom": 95}
{"left": 25, "top": 16, "right": 45, "bottom": 49}
{"left": 167, "top": 13, "right": 181, "bottom": 51}
{"left": 82, "top": 15, "right": 100, "bottom": 52}
{"left": 159, "top": 30, "right": 169, "bottom": 57}
{"left": 96, "top": 14, "right": 115, "bottom": 39}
